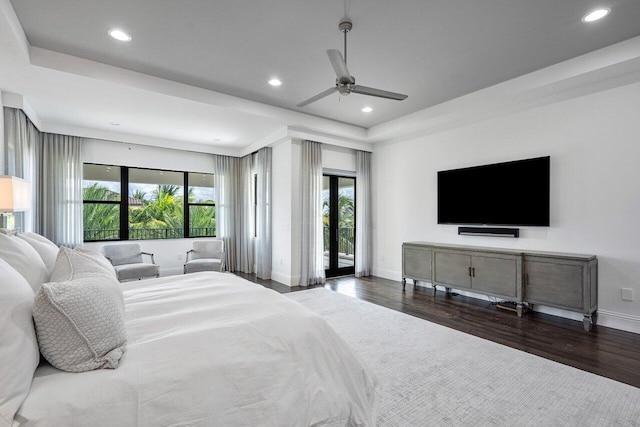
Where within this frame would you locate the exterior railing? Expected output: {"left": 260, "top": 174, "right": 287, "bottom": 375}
{"left": 323, "top": 226, "right": 355, "bottom": 255}
{"left": 83, "top": 227, "right": 216, "bottom": 241}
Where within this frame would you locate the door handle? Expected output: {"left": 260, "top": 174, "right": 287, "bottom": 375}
{"left": 468, "top": 267, "right": 472, "bottom": 277}
{"left": 472, "top": 267, "right": 475, "bottom": 277}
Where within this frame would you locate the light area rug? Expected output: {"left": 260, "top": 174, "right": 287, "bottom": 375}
{"left": 287, "top": 288, "right": 640, "bottom": 427}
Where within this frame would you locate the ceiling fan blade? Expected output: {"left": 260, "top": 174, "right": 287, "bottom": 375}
{"left": 297, "top": 87, "right": 338, "bottom": 107}
{"left": 351, "top": 85, "right": 408, "bottom": 101}
{"left": 326, "top": 49, "right": 351, "bottom": 82}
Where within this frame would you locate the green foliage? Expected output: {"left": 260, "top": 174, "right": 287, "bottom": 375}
{"left": 83, "top": 183, "right": 120, "bottom": 240}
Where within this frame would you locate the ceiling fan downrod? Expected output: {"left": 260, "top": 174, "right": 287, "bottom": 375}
{"left": 339, "top": 19, "right": 352, "bottom": 65}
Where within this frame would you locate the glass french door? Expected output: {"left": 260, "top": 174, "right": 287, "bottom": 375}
{"left": 323, "top": 175, "right": 356, "bottom": 277}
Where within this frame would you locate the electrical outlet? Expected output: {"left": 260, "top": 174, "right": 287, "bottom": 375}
{"left": 621, "top": 288, "right": 634, "bottom": 302}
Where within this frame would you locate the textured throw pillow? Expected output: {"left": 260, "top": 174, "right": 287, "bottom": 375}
{"left": 74, "top": 247, "right": 117, "bottom": 279}
{"left": 33, "top": 273, "right": 127, "bottom": 373}
{"left": 0, "top": 259, "right": 40, "bottom": 427}
{"left": 17, "top": 232, "right": 59, "bottom": 274}
{"left": 0, "top": 233, "right": 49, "bottom": 292}
{"left": 50, "top": 246, "right": 117, "bottom": 283}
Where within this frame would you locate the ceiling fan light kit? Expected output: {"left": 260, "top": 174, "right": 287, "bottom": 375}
{"left": 297, "top": 18, "right": 408, "bottom": 107}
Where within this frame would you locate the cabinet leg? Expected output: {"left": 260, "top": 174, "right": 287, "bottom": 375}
{"left": 445, "top": 287, "right": 451, "bottom": 295}
{"left": 591, "top": 311, "right": 598, "bottom": 326}
{"left": 402, "top": 278, "right": 406, "bottom": 291}
{"left": 516, "top": 303, "right": 523, "bottom": 318}
{"left": 583, "top": 315, "right": 593, "bottom": 332}
{"left": 432, "top": 285, "right": 437, "bottom": 296}
{"left": 413, "top": 279, "right": 418, "bottom": 289}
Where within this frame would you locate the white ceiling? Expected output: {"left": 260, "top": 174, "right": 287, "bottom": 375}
{"left": 2, "top": 0, "right": 640, "bottom": 154}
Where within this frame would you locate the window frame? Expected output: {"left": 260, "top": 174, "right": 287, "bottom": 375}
{"left": 82, "top": 163, "right": 216, "bottom": 242}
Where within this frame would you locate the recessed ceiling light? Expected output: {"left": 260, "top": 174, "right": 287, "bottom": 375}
{"left": 268, "top": 78, "right": 282, "bottom": 86}
{"left": 214, "top": 138, "right": 221, "bottom": 142}
{"left": 362, "top": 106, "right": 373, "bottom": 113}
{"left": 108, "top": 28, "right": 132, "bottom": 42}
{"left": 582, "top": 8, "right": 610, "bottom": 22}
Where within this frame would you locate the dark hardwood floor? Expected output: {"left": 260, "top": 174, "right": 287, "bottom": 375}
{"left": 234, "top": 272, "right": 640, "bottom": 389}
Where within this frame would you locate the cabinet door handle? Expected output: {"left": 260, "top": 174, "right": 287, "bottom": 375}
{"left": 472, "top": 267, "right": 475, "bottom": 277}
{"left": 468, "top": 267, "right": 472, "bottom": 277}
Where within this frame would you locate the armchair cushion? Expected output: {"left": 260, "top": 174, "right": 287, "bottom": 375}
{"left": 101, "top": 243, "right": 144, "bottom": 266}
{"left": 114, "top": 263, "right": 160, "bottom": 282}
{"left": 191, "top": 240, "right": 224, "bottom": 260}
{"left": 184, "top": 259, "right": 223, "bottom": 274}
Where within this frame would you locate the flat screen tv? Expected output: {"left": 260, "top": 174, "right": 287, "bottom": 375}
{"left": 438, "top": 156, "right": 550, "bottom": 226}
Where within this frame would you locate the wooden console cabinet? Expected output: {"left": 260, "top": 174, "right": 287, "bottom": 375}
{"left": 402, "top": 242, "right": 598, "bottom": 331}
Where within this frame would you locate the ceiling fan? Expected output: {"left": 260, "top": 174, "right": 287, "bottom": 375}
{"left": 297, "top": 19, "right": 408, "bottom": 107}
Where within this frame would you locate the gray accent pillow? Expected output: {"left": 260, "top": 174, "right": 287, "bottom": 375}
{"left": 33, "top": 271, "right": 127, "bottom": 373}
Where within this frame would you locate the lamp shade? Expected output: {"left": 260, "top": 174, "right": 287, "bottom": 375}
{"left": 0, "top": 176, "right": 32, "bottom": 212}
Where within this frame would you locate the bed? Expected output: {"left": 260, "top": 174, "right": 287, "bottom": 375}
{"left": 0, "top": 233, "right": 378, "bottom": 427}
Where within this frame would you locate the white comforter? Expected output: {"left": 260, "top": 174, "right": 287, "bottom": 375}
{"left": 17, "top": 273, "right": 378, "bottom": 426}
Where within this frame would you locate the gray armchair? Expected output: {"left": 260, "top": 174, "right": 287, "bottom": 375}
{"left": 101, "top": 243, "right": 160, "bottom": 282}
{"left": 184, "top": 240, "right": 224, "bottom": 274}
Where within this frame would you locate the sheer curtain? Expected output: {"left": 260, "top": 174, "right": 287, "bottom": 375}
{"left": 35, "top": 133, "right": 83, "bottom": 247}
{"left": 213, "top": 154, "right": 238, "bottom": 271}
{"left": 355, "top": 150, "right": 372, "bottom": 277}
{"left": 300, "top": 140, "right": 325, "bottom": 286}
{"left": 255, "top": 147, "right": 272, "bottom": 280}
{"left": 236, "top": 154, "right": 254, "bottom": 273}
{"left": 3, "top": 107, "right": 39, "bottom": 232}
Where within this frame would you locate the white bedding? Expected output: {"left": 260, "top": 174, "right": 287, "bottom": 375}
{"left": 17, "top": 273, "right": 377, "bottom": 426}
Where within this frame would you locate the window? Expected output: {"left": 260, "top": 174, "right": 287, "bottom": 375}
{"left": 82, "top": 164, "right": 216, "bottom": 241}
{"left": 128, "top": 168, "right": 184, "bottom": 240}
{"left": 83, "top": 164, "right": 122, "bottom": 241}
{"left": 187, "top": 172, "right": 215, "bottom": 238}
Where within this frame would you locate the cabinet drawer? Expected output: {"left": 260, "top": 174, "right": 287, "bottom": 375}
{"left": 434, "top": 251, "right": 471, "bottom": 288}
{"left": 524, "top": 258, "right": 584, "bottom": 310}
{"left": 472, "top": 255, "right": 519, "bottom": 298}
{"left": 403, "top": 246, "right": 432, "bottom": 281}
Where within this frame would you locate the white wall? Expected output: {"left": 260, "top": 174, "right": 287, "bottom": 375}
{"left": 271, "top": 139, "right": 294, "bottom": 285}
{"left": 323, "top": 144, "right": 357, "bottom": 172}
{"left": 83, "top": 138, "right": 216, "bottom": 275}
{"left": 372, "top": 81, "right": 640, "bottom": 333}
{"left": 83, "top": 138, "right": 214, "bottom": 173}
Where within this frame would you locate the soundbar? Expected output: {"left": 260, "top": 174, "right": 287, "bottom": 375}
{"left": 458, "top": 226, "right": 519, "bottom": 238}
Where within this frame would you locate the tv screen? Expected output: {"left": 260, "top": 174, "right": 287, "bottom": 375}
{"left": 438, "top": 156, "right": 550, "bottom": 226}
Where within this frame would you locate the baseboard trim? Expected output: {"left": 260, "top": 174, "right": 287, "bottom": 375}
{"left": 271, "top": 271, "right": 293, "bottom": 287}
{"left": 371, "top": 267, "right": 400, "bottom": 281}
{"left": 597, "top": 310, "right": 640, "bottom": 334}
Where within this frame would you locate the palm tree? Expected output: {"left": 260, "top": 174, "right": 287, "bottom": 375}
{"left": 82, "top": 183, "right": 120, "bottom": 239}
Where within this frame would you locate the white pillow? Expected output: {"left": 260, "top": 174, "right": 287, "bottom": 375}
{"left": 50, "top": 246, "right": 117, "bottom": 283}
{"left": 17, "top": 232, "right": 59, "bottom": 273}
{"left": 0, "top": 259, "right": 40, "bottom": 427}
{"left": 0, "top": 228, "right": 16, "bottom": 235}
{"left": 0, "top": 233, "right": 49, "bottom": 292}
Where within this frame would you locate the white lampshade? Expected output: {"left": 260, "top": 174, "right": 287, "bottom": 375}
{"left": 0, "top": 175, "right": 32, "bottom": 212}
